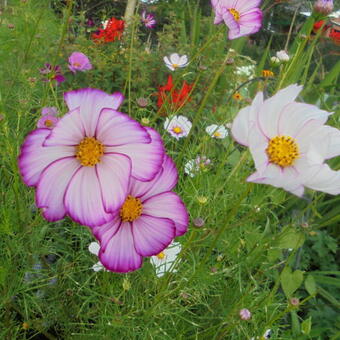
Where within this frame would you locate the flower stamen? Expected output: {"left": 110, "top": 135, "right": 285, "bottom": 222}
{"left": 172, "top": 126, "right": 183, "bottom": 134}
{"left": 229, "top": 8, "right": 240, "bottom": 21}
{"left": 76, "top": 137, "right": 104, "bottom": 167}
{"left": 120, "top": 195, "right": 143, "bottom": 222}
{"left": 156, "top": 252, "right": 165, "bottom": 260}
{"left": 266, "top": 135, "right": 299, "bottom": 167}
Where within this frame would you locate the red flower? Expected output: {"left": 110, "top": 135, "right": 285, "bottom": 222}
{"left": 329, "top": 28, "right": 340, "bottom": 45}
{"left": 157, "top": 75, "right": 193, "bottom": 113}
{"left": 92, "top": 18, "right": 125, "bottom": 43}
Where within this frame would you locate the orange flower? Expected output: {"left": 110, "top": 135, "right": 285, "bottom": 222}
{"left": 232, "top": 92, "right": 242, "bottom": 100}
{"left": 262, "top": 70, "right": 274, "bottom": 77}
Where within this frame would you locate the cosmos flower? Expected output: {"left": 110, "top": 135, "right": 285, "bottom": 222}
{"left": 164, "top": 115, "right": 192, "bottom": 139}
{"left": 184, "top": 156, "right": 211, "bottom": 177}
{"left": 211, "top": 0, "right": 263, "bottom": 40}
{"left": 141, "top": 11, "right": 156, "bottom": 28}
{"left": 150, "top": 241, "right": 182, "bottom": 277}
{"left": 88, "top": 242, "right": 106, "bottom": 272}
{"left": 163, "top": 53, "right": 189, "bottom": 71}
{"left": 37, "top": 115, "right": 59, "bottom": 129}
{"left": 276, "top": 50, "right": 290, "bottom": 62}
{"left": 231, "top": 84, "right": 340, "bottom": 197}
{"left": 68, "top": 52, "right": 92, "bottom": 73}
{"left": 41, "top": 107, "right": 58, "bottom": 116}
{"left": 39, "top": 63, "right": 65, "bottom": 84}
{"left": 206, "top": 124, "right": 228, "bottom": 139}
{"left": 91, "top": 154, "right": 189, "bottom": 273}
{"left": 18, "top": 88, "right": 164, "bottom": 227}
{"left": 157, "top": 75, "right": 193, "bottom": 112}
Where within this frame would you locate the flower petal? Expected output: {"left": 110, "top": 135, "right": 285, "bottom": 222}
{"left": 142, "top": 192, "right": 189, "bottom": 237}
{"left": 111, "top": 92, "right": 125, "bottom": 109}
{"left": 169, "top": 53, "right": 180, "bottom": 64}
{"left": 236, "top": 8, "right": 263, "bottom": 38}
{"left": 257, "top": 84, "right": 303, "bottom": 139}
{"left": 92, "top": 216, "right": 121, "bottom": 250}
{"left": 95, "top": 108, "right": 150, "bottom": 146}
{"left": 43, "top": 107, "right": 85, "bottom": 146}
{"left": 18, "top": 128, "right": 75, "bottom": 186}
{"left": 98, "top": 222, "right": 143, "bottom": 273}
{"left": 236, "top": 0, "right": 262, "bottom": 13}
{"left": 223, "top": 11, "right": 240, "bottom": 38}
{"left": 132, "top": 215, "right": 175, "bottom": 257}
{"left": 88, "top": 242, "right": 100, "bottom": 256}
{"left": 36, "top": 157, "right": 80, "bottom": 222}
{"left": 107, "top": 127, "right": 164, "bottom": 182}
{"left": 64, "top": 88, "right": 125, "bottom": 136}
{"left": 64, "top": 166, "right": 113, "bottom": 227}
{"left": 96, "top": 153, "right": 131, "bottom": 213}
{"left": 130, "top": 154, "right": 178, "bottom": 200}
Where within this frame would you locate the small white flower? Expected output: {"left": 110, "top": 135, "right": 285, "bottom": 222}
{"left": 150, "top": 241, "right": 182, "bottom": 277}
{"left": 276, "top": 50, "right": 290, "bottom": 62}
{"left": 102, "top": 19, "right": 109, "bottom": 29}
{"left": 235, "top": 65, "right": 255, "bottom": 78}
{"left": 163, "top": 53, "right": 188, "bottom": 71}
{"left": 164, "top": 115, "right": 192, "bottom": 140}
{"left": 263, "top": 329, "right": 272, "bottom": 339}
{"left": 270, "top": 56, "right": 280, "bottom": 65}
{"left": 184, "top": 156, "right": 211, "bottom": 177}
{"left": 88, "top": 242, "right": 106, "bottom": 272}
{"left": 206, "top": 124, "right": 228, "bottom": 139}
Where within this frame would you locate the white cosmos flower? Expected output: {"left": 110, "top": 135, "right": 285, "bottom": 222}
{"left": 150, "top": 241, "right": 182, "bottom": 277}
{"left": 206, "top": 124, "right": 228, "bottom": 139}
{"left": 276, "top": 50, "right": 290, "bottom": 62}
{"left": 184, "top": 156, "right": 211, "bottom": 177}
{"left": 231, "top": 84, "right": 340, "bottom": 197}
{"left": 163, "top": 53, "right": 188, "bottom": 71}
{"left": 164, "top": 115, "right": 192, "bottom": 140}
{"left": 88, "top": 242, "right": 106, "bottom": 272}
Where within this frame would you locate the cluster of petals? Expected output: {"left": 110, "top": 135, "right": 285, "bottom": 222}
{"left": 141, "top": 11, "right": 156, "bottom": 28}
{"left": 163, "top": 53, "right": 189, "bottom": 71}
{"left": 91, "top": 155, "right": 189, "bottom": 273}
{"left": 211, "top": 0, "right": 263, "bottom": 40}
{"left": 206, "top": 124, "right": 228, "bottom": 139}
{"left": 68, "top": 52, "right": 92, "bottom": 73}
{"left": 164, "top": 115, "right": 192, "bottom": 140}
{"left": 157, "top": 75, "right": 193, "bottom": 111}
{"left": 19, "top": 88, "right": 165, "bottom": 228}
{"left": 39, "top": 63, "right": 65, "bottom": 84}
{"left": 231, "top": 84, "right": 340, "bottom": 197}
{"left": 92, "top": 17, "right": 125, "bottom": 43}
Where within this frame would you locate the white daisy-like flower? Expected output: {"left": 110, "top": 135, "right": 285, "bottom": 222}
{"left": 150, "top": 241, "right": 182, "bottom": 277}
{"left": 163, "top": 53, "right": 188, "bottom": 71}
{"left": 164, "top": 115, "right": 192, "bottom": 140}
{"left": 88, "top": 242, "right": 106, "bottom": 272}
{"left": 276, "top": 50, "right": 290, "bottom": 62}
{"left": 206, "top": 124, "right": 228, "bottom": 139}
{"left": 184, "top": 156, "right": 211, "bottom": 177}
{"left": 235, "top": 65, "right": 255, "bottom": 78}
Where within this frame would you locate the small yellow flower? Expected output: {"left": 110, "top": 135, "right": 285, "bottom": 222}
{"left": 262, "top": 70, "right": 274, "bottom": 77}
{"left": 197, "top": 196, "right": 208, "bottom": 204}
{"left": 22, "top": 322, "right": 29, "bottom": 330}
{"left": 122, "top": 278, "right": 131, "bottom": 291}
{"left": 141, "top": 117, "right": 150, "bottom": 125}
{"left": 309, "top": 231, "right": 318, "bottom": 236}
{"left": 232, "top": 92, "right": 243, "bottom": 100}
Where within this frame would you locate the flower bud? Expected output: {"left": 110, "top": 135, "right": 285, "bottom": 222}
{"left": 276, "top": 50, "right": 290, "bottom": 62}
{"left": 314, "top": 0, "right": 334, "bottom": 15}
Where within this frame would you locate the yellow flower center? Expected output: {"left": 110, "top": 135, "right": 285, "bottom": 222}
{"left": 44, "top": 119, "right": 53, "bottom": 128}
{"left": 266, "top": 135, "right": 299, "bottom": 167}
{"left": 156, "top": 251, "right": 165, "bottom": 260}
{"left": 76, "top": 137, "right": 104, "bottom": 167}
{"left": 213, "top": 131, "right": 221, "bottom": 138}
{"left": 229, "top": 8, "right": 240, "bottom": 21}
{"left": 233, "top": 93, "right": 242, "bottom": 100}
{"left": 73, "top": 62, "right": 81, "bottom": 67}
{"left": 120, "top": 195, "right": 143, "bottom": 222}
{"left": 173, "top": 126, "right": 183, "bottom": 134}
{"left": 172, "top": 63, "right": 179, "bottom": 68}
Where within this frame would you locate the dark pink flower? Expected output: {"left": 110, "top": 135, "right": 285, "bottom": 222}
{"left": 68, "top": 52, "right": 92, "bottom": 73}
{"left": 141, "top": 11, "right": 156, "bottom": 29}
{"left": 91, "top": 152, "right": 189, "bottom": 273}
{"left": 18, "top": 89, "right": 165, "bottom": 227}
{"left": 211, "top": 0, "right": 263, "bottom": 40}
{"left": 39, "top": 63, "right": 65, "bottom": 84}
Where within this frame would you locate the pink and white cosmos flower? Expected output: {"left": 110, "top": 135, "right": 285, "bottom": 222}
{"left": 211, "top": 0, "right": 263, "bottom": 40}
{"left": 231, "top": 84, "right": 340, "bottom": 197}
{"left": 91, "top": 152, "right": 189, "bottom": 273}
{"left": 18, "top": 88, "right": 164, "bottom": 227}
{"left": 37, "top": 115, "right": 59, "bottom": 129}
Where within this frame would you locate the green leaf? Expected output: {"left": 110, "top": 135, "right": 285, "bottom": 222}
{"left": 281, "top": 267, "right": 304, "bottom": 298}
{"left": 275, "top": 227, "right": 305, "bottom": 250}
{"left": 301, "top": 317, "right": 312, "bottom": 335}
{"left": 291, "top": 311, "right": 301, "bottom": 336}
{"left": 305, "top": 275, "right": 317, "bottom": 296}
